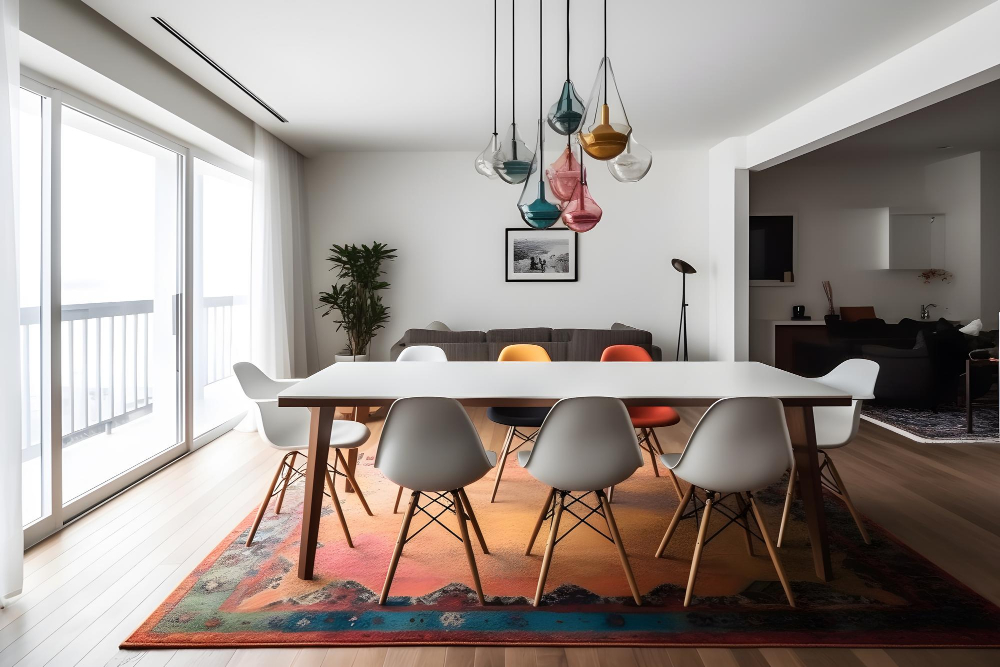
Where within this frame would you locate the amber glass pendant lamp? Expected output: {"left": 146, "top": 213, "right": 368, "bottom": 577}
{"left": 579, "top": 0, "right": 631, "bottom": 161}
{"left": 493, "top": 0, "right": 534, "bottom": 184}
{"left": 517, "top": 0, "right": 562, "bottom": 228}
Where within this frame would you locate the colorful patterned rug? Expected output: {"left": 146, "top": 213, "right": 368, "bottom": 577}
{"left": 125, "top": 449, "right": 1000, "bottom": 648}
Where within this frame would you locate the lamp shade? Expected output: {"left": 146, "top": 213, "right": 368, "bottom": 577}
{"left": 561, "top": 178, "right": 602, "bottom": 233}
{"left": 493, "top": 123, "right": 535, "bottom": 184}
{"left": 474, "top": 133, "right": 500, "bottom": 179}
{"left": 547, "top": 80, "right": 585, "bottom": 135}
{"left": 579, "top": 57, "right": 631, "bottom": 161}
{"left": 545, "top": 141, "right": 582, "bottom": 202}
{"left": 518, "top": 120, "right": 562, "bottom": 229}
{"left": 608, "top": 133, "right": 652, "bottom": 182}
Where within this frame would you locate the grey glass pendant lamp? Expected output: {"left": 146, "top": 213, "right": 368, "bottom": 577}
{"left": 474, "top": 0, "right": 500, "bottom": 178}
{"left": 546, "top": 0, "right": 585, "bottom": 135}
{"left": 492, "top": 0, "right": 534, "bottom": 185}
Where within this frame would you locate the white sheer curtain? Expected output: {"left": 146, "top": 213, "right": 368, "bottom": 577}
{"left": 250, "top": 124, "right": 318, "bottom": 380}
{"left": 0, "top": 0, "right": 22, "bottom": 606}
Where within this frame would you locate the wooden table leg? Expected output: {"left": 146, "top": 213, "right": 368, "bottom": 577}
{"left": 344, "top": 405, "right": 367, "bottom": 493}
{"left": 784, "top": 405, "right": 833, "bottom": 582}
{"left": 298, "top": 406, "right": 334, "bottom": 580}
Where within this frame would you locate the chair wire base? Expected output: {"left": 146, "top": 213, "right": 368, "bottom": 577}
{"left": 381, "top": 488, "right": 488, "bottom": 605}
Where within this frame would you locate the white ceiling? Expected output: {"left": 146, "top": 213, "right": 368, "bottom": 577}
{"left": 810, "top": 78, "right": 1000, "bottom": 161}
{"left": 82, "top": 0, "right": 995, "bottom": 157}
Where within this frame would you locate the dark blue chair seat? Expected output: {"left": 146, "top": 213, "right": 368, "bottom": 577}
{"left": 486, "top": 406, "right": 550, "bottom": 428}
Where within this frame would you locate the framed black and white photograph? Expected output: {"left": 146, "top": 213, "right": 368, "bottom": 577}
{"left": 505, "top": 228, "right": 578, "bottom": 282}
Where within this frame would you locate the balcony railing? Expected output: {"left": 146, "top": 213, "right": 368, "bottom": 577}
{"left": 19, "top": 296, "right": 237, "bottom": 460}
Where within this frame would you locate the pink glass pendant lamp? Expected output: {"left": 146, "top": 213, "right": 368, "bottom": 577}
{"left": 561, "top": 145, "right": 603, "bottom": 233}
{"left": 545, "top": 136, "right": 582, "bottom": 203}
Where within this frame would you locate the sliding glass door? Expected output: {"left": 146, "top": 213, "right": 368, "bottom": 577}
{"left": 59, "top": 105, "right": 182, "bottom": 505}
{"left": 18, "top": 88, "right": 44, "bottom": 527}
{"left": 193, "top": 158, "right": 252, "bottom": 439}
{"left": 17, "top": 74, "right": 260, "bottom": 545}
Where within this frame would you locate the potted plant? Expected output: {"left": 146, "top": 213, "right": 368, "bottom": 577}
{"left": 319, "top": 242, "right": 397, "bottom": 362}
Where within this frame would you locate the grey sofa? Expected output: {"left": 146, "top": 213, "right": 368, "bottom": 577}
{"left": 390, "top": 322, "right": 662, "bottom": 361}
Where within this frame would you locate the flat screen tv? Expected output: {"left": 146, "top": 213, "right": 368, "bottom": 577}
{"left": 749, "top": 215, "right": 794, "bottom": 281}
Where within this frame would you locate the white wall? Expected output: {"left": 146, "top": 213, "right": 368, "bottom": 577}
{"left": 305, "top": 150, "right": 710, "bottom": 365}
{"left": 748, "top": 151, "right": 985, "bottom": 362}
{"left": 707, "top": 138, "right": 749, "bottom": 361}
{"left": 981, "top": 151, "right": 1000, "bottom": 330}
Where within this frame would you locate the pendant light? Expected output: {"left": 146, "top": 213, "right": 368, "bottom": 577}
{"left": 546, "top": 0, "right": 584, "bottom": 135}
{"left": 561, "top": 143, "right": 603, "bottom": 232}
{"left": 608, "top": 133, "right": 653, "bottom": 182}
{"left": 493, "top": 0, "right": 534, "bottom": 185}
{"left": 517, "top": 0, "right": 561, "bottom": 229}
{"left": 546, "top": 136, "right": 582, "bottom": 202}
{"left": 474, "top": 0, "right": 500, "bottom": 178}
{"left": 578, "top": 0, "right": 631, "bottom": 161}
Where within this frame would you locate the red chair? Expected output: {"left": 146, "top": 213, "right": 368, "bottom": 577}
{"left": 600, "top": 345, "right": 683, "bottom": 499}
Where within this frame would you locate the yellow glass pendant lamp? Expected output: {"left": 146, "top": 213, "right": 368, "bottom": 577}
{"left": 578, "top": 0, "right": 631, "bottom": 161}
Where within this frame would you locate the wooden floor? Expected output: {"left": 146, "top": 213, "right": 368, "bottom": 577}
{"left": 2, "top": 407, "right": 999, "bottom": 667}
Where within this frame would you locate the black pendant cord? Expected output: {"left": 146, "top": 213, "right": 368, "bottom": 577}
{"left": 511, "top": 0, "right": 516, "bottom": 127}
{"left": 539, "top": 0, "right": 543, "bottom": 165}
{"left": 565, "top": 0, "right": 570, "bottom": 82}
{"left": 493, "top": 0, "right": 497, "bottom": 135}
{"left": 603, "top": 0, "right": 607, "bottom": 105}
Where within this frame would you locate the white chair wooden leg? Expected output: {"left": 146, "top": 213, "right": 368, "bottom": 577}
{"left": 777, "top": 460, "right": 796, "bottom": 548}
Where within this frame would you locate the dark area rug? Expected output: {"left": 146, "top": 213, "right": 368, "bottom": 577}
{"left": 863, "top": 400, "right": 998, "bottom": 442}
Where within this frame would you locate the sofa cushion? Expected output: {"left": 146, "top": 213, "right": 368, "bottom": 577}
{"left": 486, "top": 327, "right": 552, "bottom": 343}
{"left": 406, "top": 329, "right": 486, "bottom": 344}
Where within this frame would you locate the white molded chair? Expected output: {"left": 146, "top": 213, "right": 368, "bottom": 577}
{"left": 392, "top": 345, "right": 447, "bottom": 512}
{"left": 520, "top": 397, "right": 644, "bottom": 606}
{"left": 778, "top": 358, "right": 879, "bottom": 547}
{"left": 396, "top": 345, "right": 448, "bottom": 362}
{"left": 375, "top": 397, "right": 496, "bottom": 605}
{"left": 655, "top": 397, "right": 795, "bottom": 607}
{"left": 233, "top": 361, "right": 301, "bottom": 400}
{"left": 234, "top": 362, "right": 374, "bottom": 548}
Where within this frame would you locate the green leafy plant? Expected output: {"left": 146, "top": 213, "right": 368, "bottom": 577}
{"left": 318, "top": 242, "right": 397, "bottom": 357}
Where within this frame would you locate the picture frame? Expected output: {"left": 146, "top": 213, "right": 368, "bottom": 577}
{"left": 505, "top": 228, "right": 579, "bottom": 282}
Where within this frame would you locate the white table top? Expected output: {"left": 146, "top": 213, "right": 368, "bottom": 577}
{"left": 278, "top": 361, "right": 850, "bottom": 408}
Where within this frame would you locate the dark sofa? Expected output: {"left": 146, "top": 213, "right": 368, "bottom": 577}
{"left": 390, "top": 322, "right": 662, "bottom": 362}
{"left": 795, "top": 317, "right": 996, "bottom": 407}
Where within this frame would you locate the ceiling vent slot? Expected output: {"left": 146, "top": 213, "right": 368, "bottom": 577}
{"left": 152, "top": 17, "right": 288, "bottom": 123}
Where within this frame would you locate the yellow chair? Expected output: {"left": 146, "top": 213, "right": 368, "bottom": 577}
{"left": 489, "top": 344, "right": 552, "bottom": 502}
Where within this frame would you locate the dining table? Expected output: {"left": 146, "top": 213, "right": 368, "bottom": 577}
{"left": 278, "top": 360, "right": 851, "bottom": 582}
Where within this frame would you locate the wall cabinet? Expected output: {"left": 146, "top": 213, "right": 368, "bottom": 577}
{"left": 880, "top": 212, "right": 946, "bottom": 269}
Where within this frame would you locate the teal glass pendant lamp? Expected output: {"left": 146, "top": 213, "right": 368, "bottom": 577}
{"left": 493, "top": 0, "right": 534, "bottom": 184}
{"left": 546, "top": 0, "right": 585, "bottom": 135}
{"left": 518, "top": 0, "right": 562, "bottom": 228}
{"left": 474, "top": 0, "right": 500, "bottom": 179}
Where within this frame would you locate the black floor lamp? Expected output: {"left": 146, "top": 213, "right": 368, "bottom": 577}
{"left": 672, "top": 259, "right": 696, "bottom": 361}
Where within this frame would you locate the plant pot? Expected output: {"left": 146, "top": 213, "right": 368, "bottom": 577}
{"left": 335, "top": 354, "right": 369, "bottom": 363}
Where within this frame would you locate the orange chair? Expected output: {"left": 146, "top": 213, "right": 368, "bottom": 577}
{"left": 600, "top": 345, "right": 683, "bottom": 499}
